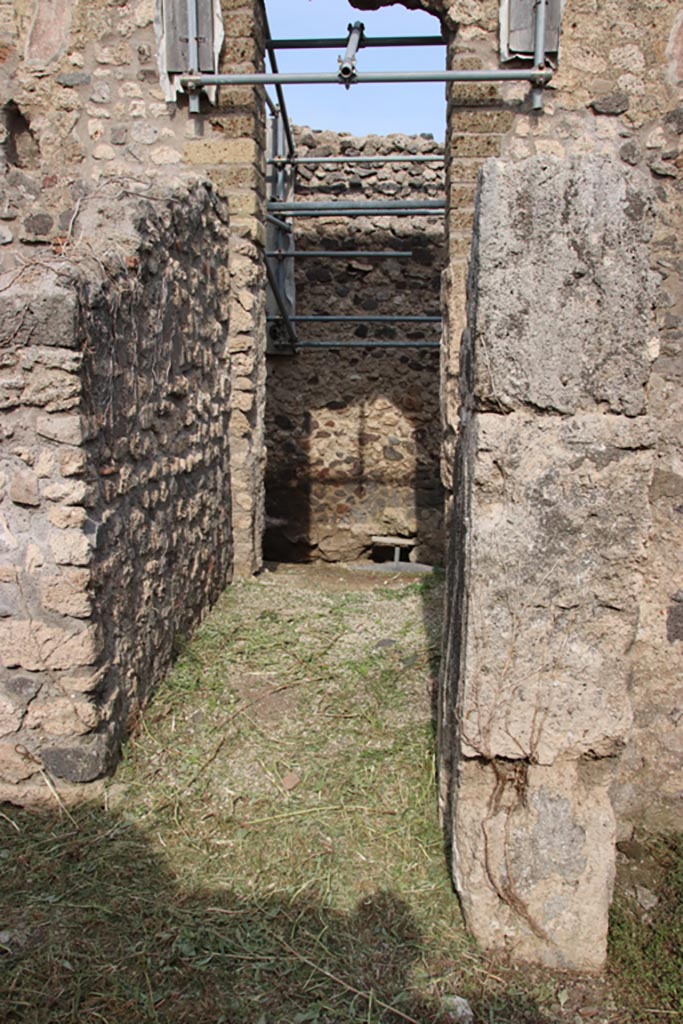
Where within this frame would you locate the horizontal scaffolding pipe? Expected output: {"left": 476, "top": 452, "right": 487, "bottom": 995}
{"left": 296, "top": 341, "right": 441, "bottom": 349}
{"left": 182, "top": 68, "right": 553, "bottom": 89}
{"left": 269, "top": 198, "right": 444, "bottom": 212}
{"left": 268, "top": 154, "right": 444, "bottom": 166}
{"left": 267, "top": 35, "right": 446, "bottom": 49}
{"left": 267, "top": 315, "right": 441, "bottom": 323}
{"left": 276, "top": 208, "right": 444, "bottom": 218}
{"left": 265, "top": 250, "right": 414, "bottom": 258}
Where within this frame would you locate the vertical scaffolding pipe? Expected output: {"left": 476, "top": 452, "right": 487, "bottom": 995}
{"left": 265, "top": 258, "right": 298, "bottom": 349}
{"left": 532, "top": 0, "right": 547, "bottom": 111}
{"left": 186, "top": 0, "right": 200, "bottom": 113}
{"left": 262, "top": 7, "right": 296, "bottom": 157}
{"left": 275, "top": 109, "right": 287, "bottom": 202}
{"left": 273, "top": 107, "right": 288, "bottom": 304}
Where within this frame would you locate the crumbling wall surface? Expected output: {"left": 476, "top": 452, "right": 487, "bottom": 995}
{"left": 185, "top": 0, "right": 268, "bottom": 578}
{"left": 0, "top": 182, "right": 233, "bottom": 801}
{"left": 439, "top": 154, "right": 657, "bottom": 970}
{"left": 265, "top": 129, "right": 445, "bottom": 564}
{"left": 267, "top": 347, "right": 443, "bottom": 564}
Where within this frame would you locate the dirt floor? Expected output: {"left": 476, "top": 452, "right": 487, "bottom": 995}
{"left": 0, "top": 563, "right": 678, "bottom": 1023}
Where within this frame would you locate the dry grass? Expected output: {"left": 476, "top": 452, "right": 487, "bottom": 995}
{"left": 0, "top": 563, "right": 647, "bottom": 1023}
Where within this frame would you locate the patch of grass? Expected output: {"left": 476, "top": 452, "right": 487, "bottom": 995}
{"left": 609, "top": 833, "right": 683, "bottom": 1020}
{"left": 377, "top": 569, "right": 444, "bottom": 603}
{"left": 0, "top": 564, "right": 615, "bottom": 1023}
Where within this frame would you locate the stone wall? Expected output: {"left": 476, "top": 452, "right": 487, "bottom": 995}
{"left": 186, "top": 0, "right": 268, "bottom": 578}
{"left": 351, "top": 0, "right": 683, "bottom": 970}
{"left": 1, "top": 0, "right": 268, "bottom": 578}
{"left": 0, "top": 0, "right": 270, "bottom": 800}
{"left": 440, "top": 154, "right": 656, "bottom": 970}
{"left": 265, "top": 128, "right": 445, "bottom": 564}
{"left": 0, "top": 182, "right": 233, "bottom": 801}
{"left": 0, "top": 0, "right": 680, "bottom": 972}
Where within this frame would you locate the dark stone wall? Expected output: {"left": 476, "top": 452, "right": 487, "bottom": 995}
{"left": 265, "top": 129, "right": 445, "bottom": 564}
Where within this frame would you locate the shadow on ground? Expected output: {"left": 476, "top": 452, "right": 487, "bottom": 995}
{"left": 0, "top": 804, "right": 559, "bottom": 1024}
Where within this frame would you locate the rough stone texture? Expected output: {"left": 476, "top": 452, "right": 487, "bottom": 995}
{"left": 186, "top": 0, "right": 268, "bottom": 578}
{"left": 0, "top": 182, "right": 234, "bottom": 798}
{"left": 0, "top": 0, "right": 680, "bottom": 975}
{"left": 431, "top": 0, "right": 683, "bottom": 844}
{"left": 439, "top": 155, "right": 656, "bottom": 970}
{"left": 265, "top": 128, "right": 445, "bottom": 565}
{"left": 452, "top": 411, "right": 653, "bottom": 766}
{"left": 0, "top": 0, "right": 267, "bottom": 581}
{"left": 467, "top": 155, "right": 655, "bottom": 417}
{"left": 266, "top": 350, "right": 443, "bottom": 564}
{"left": 453, "top": 759, "right": 616, "bottom": 971}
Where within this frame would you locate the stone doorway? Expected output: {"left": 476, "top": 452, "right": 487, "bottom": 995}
{"left": 259, "top": 8, "right": 448, "bottom": 568}
{"left": 263, "top": 126, "right": 446, "bottom": 567}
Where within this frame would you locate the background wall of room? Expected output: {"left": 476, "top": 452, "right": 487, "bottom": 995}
{"left": 265, "top": 128, "right": 445, "bottom": 565}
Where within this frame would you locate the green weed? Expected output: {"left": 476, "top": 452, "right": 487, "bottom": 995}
{"left": 0, "top": 564, "right": 633, "bottom": 1023}
{"left": 609, "top": 833, "right": 683, "bottom": 1020}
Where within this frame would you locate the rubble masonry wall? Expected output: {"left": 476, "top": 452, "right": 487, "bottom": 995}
{"left": 265, "top": 127, "right": 445, "bottom": 565}
{"left": 0, "top": 183, "right": 233, "bottom": 801}
{"left": 0, "top": 0, "right": 268, "bottom": 798}
{"left": 1, "top": 0, "right": 268, "bottom": 579}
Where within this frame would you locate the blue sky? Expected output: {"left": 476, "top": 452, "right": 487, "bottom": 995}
{"left": 264, "top": 0, "right": 446, "bottom": 140}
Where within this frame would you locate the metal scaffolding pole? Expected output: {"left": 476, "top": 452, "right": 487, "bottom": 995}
{"left": 265, "top": 259, "right": 298, "bottom": 349}
{"left": 262, "top": 7, "right": 295, "bottom": 156}
{"left": 268, "top": 198, "right": 445, "bottom": 220}
{"left": 266, "top": 213, "right": 292, "bottom": 232}
{"left": 282, "top": 154, "right": 443, "bottom": 166}
{"left": 269, "top": 199, "right": 445, "bottom": 212}
{"left": 297, "top": 341, "right": 441, "bottom": 349}
{"left": 268, "top": 315, "right": 442, "bottom": 323}
{"left": 339, "top": 21, "right": 365, "bottom": 82}
{"left": 254, "top": 22, "right": 499, "bottom": 358}
{"left": 267, "top": 35, "right": 446, "bottom": 49}
{"left": 532, "top": 0, "right": 548, "bottom": 110}
{"left": 182, "top": 68, "right": 553, "bottom": 89}
{"left": 273, "top": 208, "right": 444, "bottom": 218}
{"left": 185, "top": 0, "right": 201, "bottom": 114}
{"left": 265, "top": 250, "right": 414, "bottom": 258}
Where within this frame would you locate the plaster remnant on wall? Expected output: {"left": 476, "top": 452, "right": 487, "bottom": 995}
{"left": 666, "top": 9, "right": 683, "bottom": 87}
{"left": 454, "top": 759, "right": 616, "bottom": 970}
{"left": 466, "top": 154, "right": 656, "bottom": 417}
{"left": 25, "top": 0, "right": 71, "bottom": 66}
